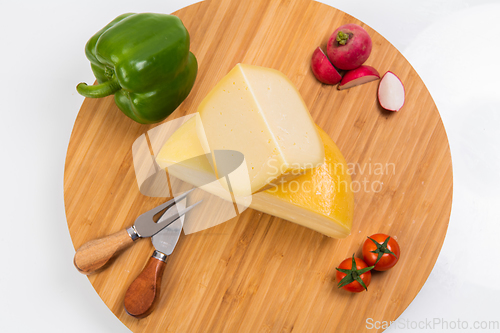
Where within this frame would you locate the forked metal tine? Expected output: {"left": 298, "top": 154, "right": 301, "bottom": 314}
{"left": 177, "top": 200, "right": 202, "bottom": 218}
{"left": 140, "top": 188, "right": 195, "bottom": 220}
{"left": 153, "top": 199, "right": 202, "bottom": 231}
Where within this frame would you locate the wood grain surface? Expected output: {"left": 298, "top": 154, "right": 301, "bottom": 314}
{"left": 64, "top": 0, "right": 453, "bottom": 332}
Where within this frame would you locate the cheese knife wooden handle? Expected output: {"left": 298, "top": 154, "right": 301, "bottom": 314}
{"left": 73, "top": 229, "right": 135, "bottom": 275}
{"left": 123, "top": 252, "right": 167, "bottom": 319}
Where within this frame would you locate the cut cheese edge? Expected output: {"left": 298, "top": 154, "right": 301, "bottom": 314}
{"left": 197, "top": 63, "right": 324, "bottom": 194}
{"left": 156, "top": 115, "right": 232, "bottom": 201}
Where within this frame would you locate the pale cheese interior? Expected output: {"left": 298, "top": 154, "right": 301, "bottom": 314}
{"left": 197, "top": 63, "right": 324, "bottom": 193}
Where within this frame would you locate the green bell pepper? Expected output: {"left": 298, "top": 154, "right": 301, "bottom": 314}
{"left": 77, "top": 13, "right": 197, "bottom": 124}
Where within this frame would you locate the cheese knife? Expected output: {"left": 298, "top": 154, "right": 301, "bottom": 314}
{"left": 123, "top": 198, "right": 187, "bottom": 318}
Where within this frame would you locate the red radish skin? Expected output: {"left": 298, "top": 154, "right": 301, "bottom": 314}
{"left": 378, "top": 71, "right": 405, "bottom": 111}
{"left": 338, "top": 65, "right": 380, "bottom": 90}
{"left": 311, "top": 47, "right": 342, "bottom": 85}
{"left": 327, "top": 24, "right": 372, "bottom": 70}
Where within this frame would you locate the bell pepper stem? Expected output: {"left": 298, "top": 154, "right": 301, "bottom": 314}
{"left": 77, "top": 76, "right": 121, "bottom": 98}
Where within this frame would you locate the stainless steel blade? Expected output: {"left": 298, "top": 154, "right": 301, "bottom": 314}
{"left": 151, "top": 199, "right": 186, "bottom": 255}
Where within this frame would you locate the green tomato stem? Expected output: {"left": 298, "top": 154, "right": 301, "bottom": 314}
{"left": 336, "top": 254, "right": 374, "bottom": 291}
{"left": 368, "top": 236, "right": 398, "bottom": 266}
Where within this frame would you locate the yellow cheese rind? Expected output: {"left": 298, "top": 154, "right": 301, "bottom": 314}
{"left": 198, "top": 63, "right": 324, "bottom": 193}
{"left": 251, "top": 126, "right": 353, "bottom": 238}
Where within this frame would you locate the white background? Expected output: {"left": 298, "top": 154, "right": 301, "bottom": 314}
{"left": 1, "top": 0, "right": 499, "bottom": 332}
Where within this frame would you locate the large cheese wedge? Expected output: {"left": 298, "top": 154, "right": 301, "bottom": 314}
{"left": 197, "top": 63, "right": 324, "bottom": 194}
{"left": 251, "top": 126, "right": 353, "bottom": 238}
{"left": 156, "top": 117, "right": 353, "bottom": 238}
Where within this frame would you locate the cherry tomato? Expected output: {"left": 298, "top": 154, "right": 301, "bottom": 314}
{"left": 362, "top": 233, "right": 400, "bottom": 271}
{"left": 336, "top": 255, "right": 372, "bottom": 292}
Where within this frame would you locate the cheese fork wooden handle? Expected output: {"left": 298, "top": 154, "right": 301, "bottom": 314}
{"left": 74, "top": 229, "right": 134, "bottom": 275}
{"left": 124, "top": 252, "right": 167, "bottom": 319}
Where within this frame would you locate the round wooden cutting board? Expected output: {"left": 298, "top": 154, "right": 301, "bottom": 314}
{"left": 64, "top": 0, "right": 453, "bottom": 332}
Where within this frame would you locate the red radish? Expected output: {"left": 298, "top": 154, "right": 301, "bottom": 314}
{"left": 338, "top": 65, "right": 379, "bottom": 90}
{"left": 378, "top": 71, "right": 405, "bottom": 111}
{"left": 311, "top": 47, "right": 342, "bottom": 84}
{"left": 327, "top": 24, "right": 372, "bottom": 70}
